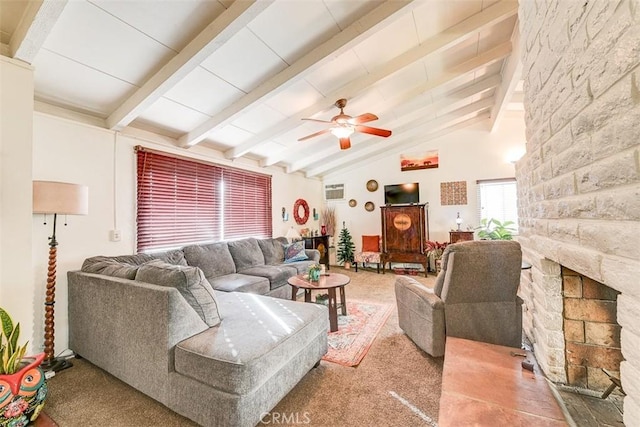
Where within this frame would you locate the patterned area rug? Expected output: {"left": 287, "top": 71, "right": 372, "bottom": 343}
{"left": 322, "top": 300, "right": 393, "bottom": 367}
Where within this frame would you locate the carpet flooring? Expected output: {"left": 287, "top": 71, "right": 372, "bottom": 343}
{"left": 44, "top": 268, "right": 443, "bottom": 426}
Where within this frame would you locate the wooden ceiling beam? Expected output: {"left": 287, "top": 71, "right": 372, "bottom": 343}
{"left": 10, "top": 0, "right": 67, "bottom": 63}
{"left": 302, "top": 98, "right": 493, "bottom": 177}
{"left": 106, "top": 0, "right": 273, "bottom": 131}
{"left": 270, "top": 41, "right": 511, "bottom": 170}
{"left": 490, "top": 19, "right": 522, "bottom": 131}
{"left": 180, "top": 0, "right": 417, "bottom": 148}
{"left": 283, "top": 75, "right": 500, "bottom": 172}
{"left": 226, "top": 0, "right": 518, "bottom": 160}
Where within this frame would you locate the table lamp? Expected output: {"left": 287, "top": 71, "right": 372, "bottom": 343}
{"left": 286, "top": 226, "right": 301, "bottom": 242}
{"left": 456, "top": 212, "right": 463, "bottom": 231}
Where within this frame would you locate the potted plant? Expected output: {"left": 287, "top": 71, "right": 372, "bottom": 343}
{"left": 0, "top": 307, "right": 48, "bottom": 425}
{"left": 476, "top": 218, "right": 517, "bottom": 240}
{"left": 336, "top": 222, "right": 355, "bottom": 268}
{"left": 307, "top": 264, "right": 321, "bottom": 282}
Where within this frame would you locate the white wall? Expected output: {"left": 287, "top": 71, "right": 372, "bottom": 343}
{"left": 30, "top": 113, "right": 322, "bottom": 355}
{"left": 323, "top": 112, "right": 525, "bottom": 250}
{"left": 0, "top": 57, "right": 35, "bottom": 352}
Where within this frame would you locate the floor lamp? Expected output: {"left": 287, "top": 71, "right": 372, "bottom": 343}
{"left": 33, "top": 181, "right": 88, "bottom": 372}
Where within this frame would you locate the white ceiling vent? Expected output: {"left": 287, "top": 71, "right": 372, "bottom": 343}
{"left": 324, "top": 184, "right": 345, "bottom": 201}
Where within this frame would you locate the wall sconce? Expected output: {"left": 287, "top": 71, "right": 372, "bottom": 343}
{"left": 282, "top": 207, "right": 288, "bottom": 222}
{"left": 456, "top": 212, "right": 463, "bottom": 231}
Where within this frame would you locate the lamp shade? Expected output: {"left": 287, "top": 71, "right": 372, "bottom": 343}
{"left": 33, "top": 181, "right": 88, "bottom": 215}
{"left": 285, "top": 226, "right": 301, "bottom": 241}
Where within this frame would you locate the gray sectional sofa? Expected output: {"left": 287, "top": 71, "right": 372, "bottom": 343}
{"left": 68, "top": 237, "right": 329, "bottom": 427}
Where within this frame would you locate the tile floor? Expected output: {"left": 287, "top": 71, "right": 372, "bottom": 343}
{"left": 554, "top": 386, "right": 624, "bottom": 427}
{"left": 439, "top": 337, "right": 568, "bottom": 426}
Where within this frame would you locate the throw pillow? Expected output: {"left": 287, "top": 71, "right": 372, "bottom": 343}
{"left": 135, "top": 260, "right": 221, "bottom": 327}
{"left": 362, "top": 235, "right": 380, "bottom": 252}
{"left": 283, "top": 241, "right": 308, "bottom": 263}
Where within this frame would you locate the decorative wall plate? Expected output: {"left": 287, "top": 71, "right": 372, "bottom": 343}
{"left": 366, "top": 179, "right": 378, "bottom": 192}
{"left": 349, "top": 199, "right": 357, "bottom": 207}
{"left": 364, "top": 201, "right": 375, "bottom": 212}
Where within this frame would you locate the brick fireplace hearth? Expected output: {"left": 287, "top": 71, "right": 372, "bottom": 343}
{"left": 517, "top": 1, "right": 640, "bottom": 424}
{"left": 562, "top": 267, "right": 623, "bottom": 392}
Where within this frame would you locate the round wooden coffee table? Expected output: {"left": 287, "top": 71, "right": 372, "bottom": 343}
{"left": 288, "top": 273, "right": 350, "bottom": 332}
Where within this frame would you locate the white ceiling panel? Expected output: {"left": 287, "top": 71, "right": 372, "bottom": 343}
{"left": 42, "top": 0, "right": 174, "bottom": 84}
{"left": 413, "top": 0, "right": 482, "bottom": 42}
{"left": 231, "top": 103, "right": 287, "bottom": 134}
{"left": 200, "top": 28, "right": 288, "bottom": 93}
{"left": 373, "top": 61, "right": 428, "bottom": 100}
{"left": 250, "top": 140, "right": 287, "bottom": 157}
{"left": 323, "top": 0, "right": 384, "bottom": 30}
{"left": 264, "top": 79, "right": 325, "bottom": 117}
{"left": 163, "top": 66, "right": 244, "bottom": 116}
{"left": 304, "top": 50, "right": 368, "bottom": 96}
{"left": 248, "top": 0, "right": 340, "bottom": 64}
{"left": 205, "top": 124, "right": 254, "bottom": 147}
{"left": 90, "top": 0, "right": 227, "bottom": 52}
{"left": 424, "top": 35, "right": 479, "bottom": 78}
{"left": 136, "top": 97, "right": 211, "bottom": 134}
{"left": 478, "top": 14, "right": 517, "bottom": 51}
{"left": 352, "top": 12, "right": 418, "bottom": 72}
{"left": 33, "top": 49, "right": 136, "bottom": 116}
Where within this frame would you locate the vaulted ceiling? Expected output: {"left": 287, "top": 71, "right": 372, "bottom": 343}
{"left": 1, "top": 0, "right": 523, "bottom": 178}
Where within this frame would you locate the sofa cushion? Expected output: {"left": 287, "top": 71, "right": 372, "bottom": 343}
{"left": 283, "top": 241, "right": 308, "bottom": 263}
{"left": 81, "top": 250, "right": 188, "bottom": 279}
{"left": 174, "top": 291, "right": 328, "bottom": 395}
{"left": 135, "top": 260, "right": 221, "bottom": 327}
{"left": 207, "top": 273, "right": 270, "bottom": 294}
{"left": 277, "top": 260, "right": 316, "bottom": 274}
{"left": 183, "top": 242, "right": 236, "bottom": 281}
{"left": 238, "top": 265, "right": 298, "bottom": 290}
{"left": 227, "top": 238, "right": 265, "bottom": 270}
{"left": 257, "top": 238, "right": 287, "bottom": 265}
{"left": 81, "top": 257, "right": 140, "bottom": 279}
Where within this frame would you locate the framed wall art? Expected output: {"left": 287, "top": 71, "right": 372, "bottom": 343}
{"left": 400, "top": 150, "right": 439, "bottom": 172}
{"left": 440, "top": 181, "right": 467, "bottom": 205}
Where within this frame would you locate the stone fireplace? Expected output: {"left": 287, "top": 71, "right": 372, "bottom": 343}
{"left": 562, "top": 267, "right": 623, "bottom": 392}
{"left": 517, "top": 1, "right": 640, "bottom": 424}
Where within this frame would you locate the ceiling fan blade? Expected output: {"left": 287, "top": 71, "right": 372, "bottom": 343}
{"left": 339, "top": 137, "right": 351, "bottom": 150}
{"left": 355, "top": 125, "right": 392, "bottom": 138}
{"left": 348, "top": 113, "right": 378, "bottom": 125}
{"left": 298, "top": 128, "right": 331, "bottom": 141}
{"left": 301, "top": 118, "right": 334, "bottom": 124}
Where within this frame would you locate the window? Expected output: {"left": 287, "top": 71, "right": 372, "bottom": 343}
{"left": 136, "top": 147, "right": 272, "bottom": 252}
{"left": 476, "top": 178, "right": 518, "bottom": 232}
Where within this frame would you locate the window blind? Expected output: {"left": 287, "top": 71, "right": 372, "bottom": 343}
{"left": 136, "top": 147, "right": 272, "bottom": 252}
{"left": 222, "top": 168, "right": 272, "bottom": 240}
{"left": 476, "top": 178, "right": 518, "bottom": 231}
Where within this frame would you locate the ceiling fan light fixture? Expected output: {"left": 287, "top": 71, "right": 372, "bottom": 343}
{"left": 331, "top": 125, "right": 354, "bottom": 139}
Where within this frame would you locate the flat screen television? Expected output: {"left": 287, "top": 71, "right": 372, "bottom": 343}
{"left": 384, "top": 183, "right": 420, "bottom": 205}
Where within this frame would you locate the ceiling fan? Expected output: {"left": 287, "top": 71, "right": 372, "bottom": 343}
{"left": 298, "top": 98, "right": 392, "bottom": 150}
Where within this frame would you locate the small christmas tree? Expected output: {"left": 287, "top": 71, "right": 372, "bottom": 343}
{"left": 336, "top": 221, "right": 355, "bottom": 266}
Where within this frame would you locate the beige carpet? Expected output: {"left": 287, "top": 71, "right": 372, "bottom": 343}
{"left": 45, "top": 268, "right": 443, "bottom": 426}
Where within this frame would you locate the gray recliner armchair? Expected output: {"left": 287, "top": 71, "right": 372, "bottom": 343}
{"left": 394, "top": 240, "right": 523, "bottom": 357}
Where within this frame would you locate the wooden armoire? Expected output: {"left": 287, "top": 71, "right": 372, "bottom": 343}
{"left": 380, "top": 204, "right": 429, "bottom": 277}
